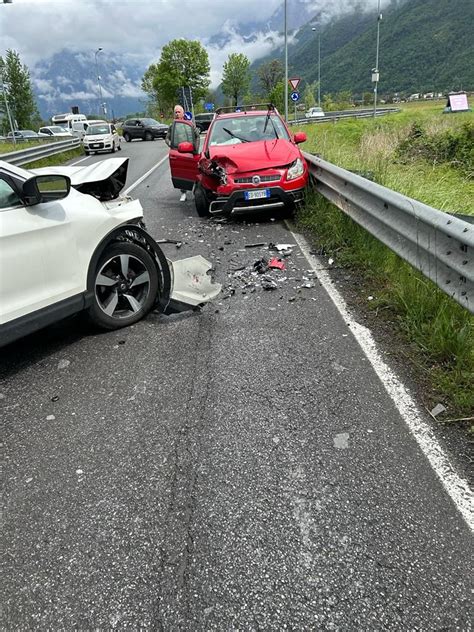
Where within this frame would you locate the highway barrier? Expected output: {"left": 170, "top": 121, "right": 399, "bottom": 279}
{"left": 304, "top": 152, "right": 473, "bottom": 313}
{"left": 0, "top": 138, "right": 81, "bottom": 166}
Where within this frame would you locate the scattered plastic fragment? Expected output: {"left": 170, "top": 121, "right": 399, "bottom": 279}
{"left": 57, "top": 359, "right": 70, "bottom": 370}
{"left": 368, "top": 296, "right": 374, "bottom": 301}
{"left": 430, "top": 403, "right": 447, "bottom": 418}
{"left": 328, "top": 258, "right": 334, "bottom": 265}
{"left": 261, "top": 276, "right": 278, "bottom": 290}
{"left": 268, "top": 258, "right": 286, "bottom": 270}
{"left": 245, "top": 242, "right": 266, "bottom": 248}
{"left": 253, "top": 258, "right": 269, "bottom": 274}
{"left": 51, "top": 395, "right": 59, "bottom": 402}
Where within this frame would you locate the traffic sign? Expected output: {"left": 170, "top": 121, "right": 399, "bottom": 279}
{"left": 290, "top": 91, "right": 300, "bottom": 102}
{"left": 204, "top": 102, "right": 214, "bottom": 111}
{"left": 289, "top": 77, "right": 301, "bottom": 90}
{"left": 184, "top": 111, "right": 193, "bottom": 120}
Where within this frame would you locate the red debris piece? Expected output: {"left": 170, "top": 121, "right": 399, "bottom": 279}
{"left": 268, "top": 257, "right": 286, "bottom": 270}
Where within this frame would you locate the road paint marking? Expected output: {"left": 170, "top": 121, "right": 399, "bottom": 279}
{"left": 123, "top": 155, "right": 168, "bottom": 196}
{"left": 70, "top": 156, "right": 90, "bottom": 166}
{"left": 289, "top": 226, "right": 474, "bottom": 531}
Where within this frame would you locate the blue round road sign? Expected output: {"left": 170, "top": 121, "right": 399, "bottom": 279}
{"left": 290, "top": 91, "right": 300, "bottom": 102}
{"left": 184, "top": 111, "right": 193, "bottom": 120}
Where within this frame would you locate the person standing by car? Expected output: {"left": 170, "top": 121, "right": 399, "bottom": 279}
{"left": 166, "top": 105, "right": 199, "bottom": 202}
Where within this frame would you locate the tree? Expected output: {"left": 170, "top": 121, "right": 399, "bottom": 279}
{"left": 141, "top": 39, "right": 210, "bottom": 112}
{"left": 268, "top": 81, "right": 285, "bottom": 114}
{"left": 303, "top": 81, "right": 318, "bottom": 109}
{"left": 0, "top": 49, "right": 40, "bottom": 129}
{"left": 221, "top": 53, "right": 251, "bottom": 106}
{"left": 257, "top": 60, "right": 284, "bottom": 96}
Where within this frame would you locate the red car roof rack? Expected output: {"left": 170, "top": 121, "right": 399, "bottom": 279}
{"left": 214, "top": 103, "right": 277, "bottom": 115}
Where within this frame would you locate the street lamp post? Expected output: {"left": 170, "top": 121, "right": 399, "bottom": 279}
{"left": 311, "top": 27, "right": 321, "bottom": 107}
{"left": 94, "top": 47, "right": 104, "bottom": 117}
{"left": 373, "top": 0, "right": 382, "bottom": 117}
{"left": 0, "top": 68, "right": 16, "bottom": 145}
{"left": 284, "top": 0, "right": 288, "bottom": 122}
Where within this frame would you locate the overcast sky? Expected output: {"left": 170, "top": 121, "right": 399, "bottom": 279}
{"left": 1, "top": 0, "right": 386, "bottom": 89}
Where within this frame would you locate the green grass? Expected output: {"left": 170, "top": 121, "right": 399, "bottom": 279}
{"left": 296, "top": 101, "right": 474, "bottom": 420}
{"left": 300, "top": 106, "right": 474, "bottom": 215}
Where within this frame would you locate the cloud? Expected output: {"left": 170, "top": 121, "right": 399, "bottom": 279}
{"left": 2, "top": 0, "right": 397, "bottom": 98}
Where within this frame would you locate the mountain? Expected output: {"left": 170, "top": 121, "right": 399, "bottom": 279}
{"left": 32, "top": 1, "right": 323, "bottom": 121}
{"left": 32, "top": 50, "right": 149, "bottom": 121}
{"left": 251, "top": 0, "right": 474, "bottom": 97}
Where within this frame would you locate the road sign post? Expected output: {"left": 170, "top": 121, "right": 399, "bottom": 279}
{"left": 289, "top": 77, "right": 301, "bottom": 91}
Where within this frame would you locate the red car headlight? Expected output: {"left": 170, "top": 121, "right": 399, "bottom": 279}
{"left": 286, "top": 158, "right": 305, "bottom": 180}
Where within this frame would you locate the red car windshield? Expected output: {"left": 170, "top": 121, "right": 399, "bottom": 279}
{"left": 208, "top": 114, "right": 290, "bottom": 147}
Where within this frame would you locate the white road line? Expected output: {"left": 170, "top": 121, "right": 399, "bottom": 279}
{"left": 70, "top": 156, "right": 90, "bottom": 166}
{"left": 289, "top": 225, "right": 474, "bottom": 531}
{"left": 123, "top": 155, "right": 168, "bottom": 196}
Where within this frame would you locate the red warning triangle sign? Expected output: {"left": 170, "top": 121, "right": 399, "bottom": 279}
{"left": 289, "top": 77, "right": 301, "bottom": 90}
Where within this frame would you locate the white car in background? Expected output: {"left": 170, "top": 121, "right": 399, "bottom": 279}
{"left": 83, "top": 122, "right": 120, "bottom": 155}
{"left": 0, "top": 157, "right": 221, "bottom": 347}
{"left": 305, "top": 107, "right": 325, "bottom": 119}
{"left": 38, "top": 126, "right": 74, "bottom": 138}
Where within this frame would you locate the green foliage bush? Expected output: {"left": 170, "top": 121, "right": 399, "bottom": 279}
{"left": 397, "top": 120, "right": 474, "bottom": 177}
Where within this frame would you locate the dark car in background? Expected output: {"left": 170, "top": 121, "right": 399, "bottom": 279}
{"left": 121, "top": 118, "right": 168, "bottom": 142}
{"left": 194, "top": 113, "right": 214, "bottom": 133}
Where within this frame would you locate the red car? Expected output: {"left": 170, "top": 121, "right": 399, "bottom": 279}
{"left": 168, "top": 104, "right": 309, "bottom": 217}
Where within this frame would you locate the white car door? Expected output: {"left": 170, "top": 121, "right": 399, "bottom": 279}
{"left": 0, "top": 173, "right": 82, "bottom": 324}
{"left": 0, "top": 175, "right": 47, "bottom": 323}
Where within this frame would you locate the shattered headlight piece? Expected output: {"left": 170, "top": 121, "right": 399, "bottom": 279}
{"left": 286, "top": 158, "right": 304, "bottom": 181}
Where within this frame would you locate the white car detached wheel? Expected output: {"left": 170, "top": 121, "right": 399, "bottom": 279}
{"left": 88, "top": 242, "right": 159, "bottom": 330}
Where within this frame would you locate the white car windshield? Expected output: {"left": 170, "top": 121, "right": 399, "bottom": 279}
{"left": 86, "top": 125, "right": 110, "bottom": 136}
{"left": 208, "top": 114, "right": 289, "bottom": 146}
{"left": 49, "top": 126, "right": 67, "bottom": 133}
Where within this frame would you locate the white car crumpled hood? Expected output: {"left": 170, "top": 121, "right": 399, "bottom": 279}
{"left": 32, "top": 157, "right": 127, "bottom": 185}
{"left": 34, "top": 158, "right": 129, "bottom": 201}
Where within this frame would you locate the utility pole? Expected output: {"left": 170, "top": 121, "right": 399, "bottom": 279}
{"left": 373, "top": 0, "right": 382, "bottom": 117}
{"left": 284, "top": 0, "right": 288, "bottom": 122}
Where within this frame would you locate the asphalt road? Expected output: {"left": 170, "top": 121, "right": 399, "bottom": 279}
{"left": 2, "top": 140, "right": 472, "bottom": 629}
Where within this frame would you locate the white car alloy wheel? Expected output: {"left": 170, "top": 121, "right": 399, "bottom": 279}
{"left": 88, "top": 242, "right": 159, "bottom": 329}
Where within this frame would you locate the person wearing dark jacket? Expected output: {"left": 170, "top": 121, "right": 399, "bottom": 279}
{"left": 165, "top": 105, "right": 199, "bottom": 202}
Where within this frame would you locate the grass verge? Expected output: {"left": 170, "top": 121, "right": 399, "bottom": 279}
{"left": 297, "top": 103, "right": 473, "bottom": 426}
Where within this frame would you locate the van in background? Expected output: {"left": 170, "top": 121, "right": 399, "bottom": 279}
{"left": 51, "top": 113, "right": 87, "bottom": 131}
{"left": 71, "top": 119, "right": 107, "bottom": 140}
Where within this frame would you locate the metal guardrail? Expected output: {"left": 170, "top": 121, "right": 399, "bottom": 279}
{"left": 0, "top": 138, "right": 81, "bottom": 166}
{"left": 304, "top": 153, "right": 473, "bottom": 313}
{"left": 289, "top": 107, "right": 400, "bottom": 125}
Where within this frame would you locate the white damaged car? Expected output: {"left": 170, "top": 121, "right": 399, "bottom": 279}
{"left": 0, "top": 157, "right": 221, "bottom": 346}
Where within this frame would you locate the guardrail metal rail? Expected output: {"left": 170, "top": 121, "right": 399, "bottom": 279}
{"left": 303, "top": 153, "right": 473, "bottom": 313}
{"left": 289, "top": 107, "right": 400, "bottom": 125}
{"left": 0, "top": 138, "right": 81, "bottom": 166}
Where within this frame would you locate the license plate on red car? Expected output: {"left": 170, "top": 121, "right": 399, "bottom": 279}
{"left": 244, "top": 189, "right": 270, "bottom": 200}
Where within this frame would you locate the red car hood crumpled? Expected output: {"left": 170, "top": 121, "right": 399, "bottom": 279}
{"left": 207, "top": 139, "right": 301, "bottom": 173}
